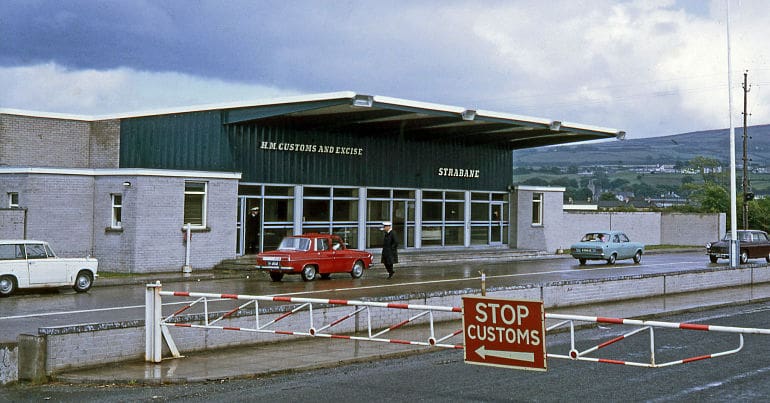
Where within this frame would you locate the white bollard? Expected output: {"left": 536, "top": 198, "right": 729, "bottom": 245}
{"left": 183, "top": 223, "right": 192, "bottom": 275}
{"left": 145, "top": 281, "right": 162, "bottom": 363}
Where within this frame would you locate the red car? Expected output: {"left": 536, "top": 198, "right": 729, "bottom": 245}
{"left": 256, "top": 233, "right": 373, "bottom": 282}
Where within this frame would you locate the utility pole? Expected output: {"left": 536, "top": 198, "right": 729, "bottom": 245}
{"left": 742, "top": 70, "right": 752, "bottom": 229}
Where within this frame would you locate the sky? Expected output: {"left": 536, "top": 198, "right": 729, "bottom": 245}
{"left": 1, "top": 0, "right": 769, "bottom": 139}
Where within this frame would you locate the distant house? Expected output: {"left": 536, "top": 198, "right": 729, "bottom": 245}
{"left": 597, "top": 199, "right": 654, "bottom": 210}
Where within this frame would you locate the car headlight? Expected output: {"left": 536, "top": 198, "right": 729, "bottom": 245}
{"left": 705, "top": 242, "right": 712, "bottom": 249}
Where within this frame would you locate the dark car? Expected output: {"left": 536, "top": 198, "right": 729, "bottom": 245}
{"left": 706, "top": 230, "right": 770, "bottom": 264}
{"left": 255, "top": 233, "right": 373, "bottom": 282}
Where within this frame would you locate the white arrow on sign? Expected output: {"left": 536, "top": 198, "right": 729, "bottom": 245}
{"left": 475, "top": 346, "right": 535, "bottom": 362}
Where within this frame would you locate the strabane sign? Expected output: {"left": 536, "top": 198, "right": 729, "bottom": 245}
{"left": 462, "top": 296, "right": 547, "bottom": 371}
{"left": 436, "top": 167, "right": 480, "bottom": 178}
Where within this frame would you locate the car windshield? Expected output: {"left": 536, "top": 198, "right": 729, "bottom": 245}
{"left": 277, "top": 237, "right": 311, "bottom": 251}
{"left": 581, "top": 233, "right": 610, "bottom": 242}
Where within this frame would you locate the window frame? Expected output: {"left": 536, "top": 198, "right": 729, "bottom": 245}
{"left": 111, "top": 194, "right": 123, "bottom": 229}
{"left": 184, "top": 181, "right": 208, "bottom": 229}
{"left": 531, "top": 192, "right": 544, "bottom": 226}
{"left": 8, "top": 192, "right": 19, "bottom": 208}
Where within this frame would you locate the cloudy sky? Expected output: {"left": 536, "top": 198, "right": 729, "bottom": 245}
{"left": 1, "top": 0, "right": 768, "bottom": 139}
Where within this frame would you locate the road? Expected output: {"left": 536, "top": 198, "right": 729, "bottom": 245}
{"left": 3, "top": 301, "right": 769, "bottom": 402}
{"left": 0, "top": 251, "right": 712, "bottom": 343}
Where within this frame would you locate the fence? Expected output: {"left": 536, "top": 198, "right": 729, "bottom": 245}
{"left": 146, "top": 282, "right": 770, "bottom": 368}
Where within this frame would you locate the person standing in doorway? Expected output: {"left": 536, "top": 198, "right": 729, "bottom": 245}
{"left": 381, "top": 221, "right": 399, "bottom": 278}
{"left": 246, "top": 206, "right": 261, "bottom": 254}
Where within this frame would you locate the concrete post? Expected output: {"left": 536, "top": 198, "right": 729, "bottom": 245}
{"left": 17, "top": 334, "right": 46, "bottom": 383}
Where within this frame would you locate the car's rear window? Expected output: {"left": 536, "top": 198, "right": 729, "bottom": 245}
{"left": 277, "top": 237, "right": 311, "bottom": 251}
{"left": 581, "top": 233, "right": 609, "bottom": 242}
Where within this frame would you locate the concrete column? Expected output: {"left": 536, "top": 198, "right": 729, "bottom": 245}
{"left": 17, "top": 334, "right": 46, "bottom": 383}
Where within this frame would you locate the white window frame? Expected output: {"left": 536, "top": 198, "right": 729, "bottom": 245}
{"left": 111, "top": 194, "right": 122, "bottom": 229}
{"left": 531, "top": 192, "right": 543, "bottom": 226}
{"left": 184, "top": 181, "right": 208, "bottom": 229}
{"left": 8, "top": 192, "right": 19, "bottom": 208}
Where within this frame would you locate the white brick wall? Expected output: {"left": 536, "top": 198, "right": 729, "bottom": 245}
{"left": 0, "top": 114, "right": 92, "bottom": 168}
{"left": 513, "top": 187, "right": 726, "bottom": 252}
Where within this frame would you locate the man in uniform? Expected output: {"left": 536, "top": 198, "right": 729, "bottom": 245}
{"left": 381, "top": 221, "right": 399, "bottom": 278}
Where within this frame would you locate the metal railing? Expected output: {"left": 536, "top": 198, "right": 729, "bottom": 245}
{"left": 146, "top": 282, "right": 770, "bottom": 368}
{"left": 545, "top": 313, "right": 770, "bottom": 368}
{"left": 145, "top": 282, "right": 463, "bottom": 363}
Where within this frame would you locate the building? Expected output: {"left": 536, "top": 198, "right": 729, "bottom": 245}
{"left": 0, "top": 92, "right": 623, "bottom": 273}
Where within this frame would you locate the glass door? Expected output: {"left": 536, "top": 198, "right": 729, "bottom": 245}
{"left": 393, "top": 200, "right": 415, "bottom": 248}
{"left": 237, "top": 196, "right": 262, "bottom": 255}
{"left": 490, "top": 202, "right": 504, "bottom": 245}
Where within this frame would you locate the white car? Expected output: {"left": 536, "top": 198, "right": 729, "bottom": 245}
{"left": 0, "top": 240, "right": 98, "bottom": 297}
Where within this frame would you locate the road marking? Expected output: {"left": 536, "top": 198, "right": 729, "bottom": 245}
{"left": 0, "top": 301, "right": 190, "bottom": 320}
{"left": 269, "top": 263, "right": 695, "bottom": 297}
{"left": 1, "top": 260, "right": 705, "bottom": 319}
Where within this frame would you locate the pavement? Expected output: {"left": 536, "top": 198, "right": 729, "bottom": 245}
{"left": 52, "top": 275, "right": 770, "bottom": 385}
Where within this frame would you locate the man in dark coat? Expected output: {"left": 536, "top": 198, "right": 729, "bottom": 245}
{"left": 381, "top": 221, "right": 398, "bottom": 278}
{"left": 246, "top": 206, "right": 260, "bottom": 254}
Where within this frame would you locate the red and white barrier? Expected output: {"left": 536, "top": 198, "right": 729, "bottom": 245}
{"left": 146, "top": 282, "right": 770, "bottom": 368}
{"left": 545, "top": 313, "right": 770, "bottom": 368}
{"left": 145, "top": 282, "right": 463, "bottom": 363}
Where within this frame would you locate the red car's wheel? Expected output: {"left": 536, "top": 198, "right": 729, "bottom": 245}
{"left": 301, "top": 265, "right": 317, "bottom": 281}
{"left": 350, "top": 261, "right": 365, "bottom": 279}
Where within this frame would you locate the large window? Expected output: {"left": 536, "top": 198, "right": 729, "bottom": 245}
{"left": 366, "top": 188, "right": 415, "bottom": 249}
{"left": 422, "top": 190, "right": 465, "bottom": 246}
{"left": 111, "top": 194, "right": 122, "bottom": 229}
{"left": 331, "top": 187, "right": 359, "bottom": 248}
{"left": 532, "top": 193, "right": 543, "bottom": 226}
{"left": 184, "top": 181, "right": 207, "bottom": 228}
{"left": 470, "top": 192, "right": 509, "bottom": 245}
{"left": 262, "top": 185, "right": 295, "bottom": 251}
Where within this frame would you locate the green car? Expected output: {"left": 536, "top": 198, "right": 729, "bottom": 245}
{"left": 570, "top": 231, "right": 644, "bottom": 265}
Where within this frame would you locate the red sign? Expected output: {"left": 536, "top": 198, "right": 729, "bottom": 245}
{"left": 462, "top": 296, "right": 546, "bottom": 371}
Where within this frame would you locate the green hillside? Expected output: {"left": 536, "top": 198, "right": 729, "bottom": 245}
{"left": 513, "top": 124, "right": 770, "bottom": 167}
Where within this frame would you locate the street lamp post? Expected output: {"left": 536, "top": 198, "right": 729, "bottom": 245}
{"left": 726, "top": 0, "right": 739, "bottom": 268}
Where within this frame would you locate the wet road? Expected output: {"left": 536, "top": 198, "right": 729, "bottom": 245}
{"left": 0, "top": 251, "right": 709, "bottom": 342}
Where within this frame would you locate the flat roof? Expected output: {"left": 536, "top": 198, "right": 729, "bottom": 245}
{"left": 1, "top": 91, "right": 624, "bottom": 150}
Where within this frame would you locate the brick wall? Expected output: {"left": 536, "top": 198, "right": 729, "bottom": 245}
{"left": 513, "top": 187, "right": 726, "bottom": 252}
{"left": 0, "top": 170, "right": 238, "bottom": 273}
{"left": 89, "top": 120, "right": 120, "bottom": 168}
{"left": 0, "top": 209, "right": 25, "bottom": 238}
{"left": 661, "top": 213, "right": 725, "bottom": 246}
{"left": 0, "top": 114, "right": 92, "bottom": 168}
{"left": 19, "top": 173, "right": 96, "bottom": 257}
{"left": 123, "top": 176, "right": 238, "bottom": 273}
{"left": 512, "top": 187, "right": 566, "bottom": 251}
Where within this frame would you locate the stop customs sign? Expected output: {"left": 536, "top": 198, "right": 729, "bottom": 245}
{"left": 462, "top": 296, "right": 547, "bottom": 371}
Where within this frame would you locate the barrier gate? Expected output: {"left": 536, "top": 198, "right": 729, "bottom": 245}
{"left": 146, "top": 282, "right": 770, "bottom": 369}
